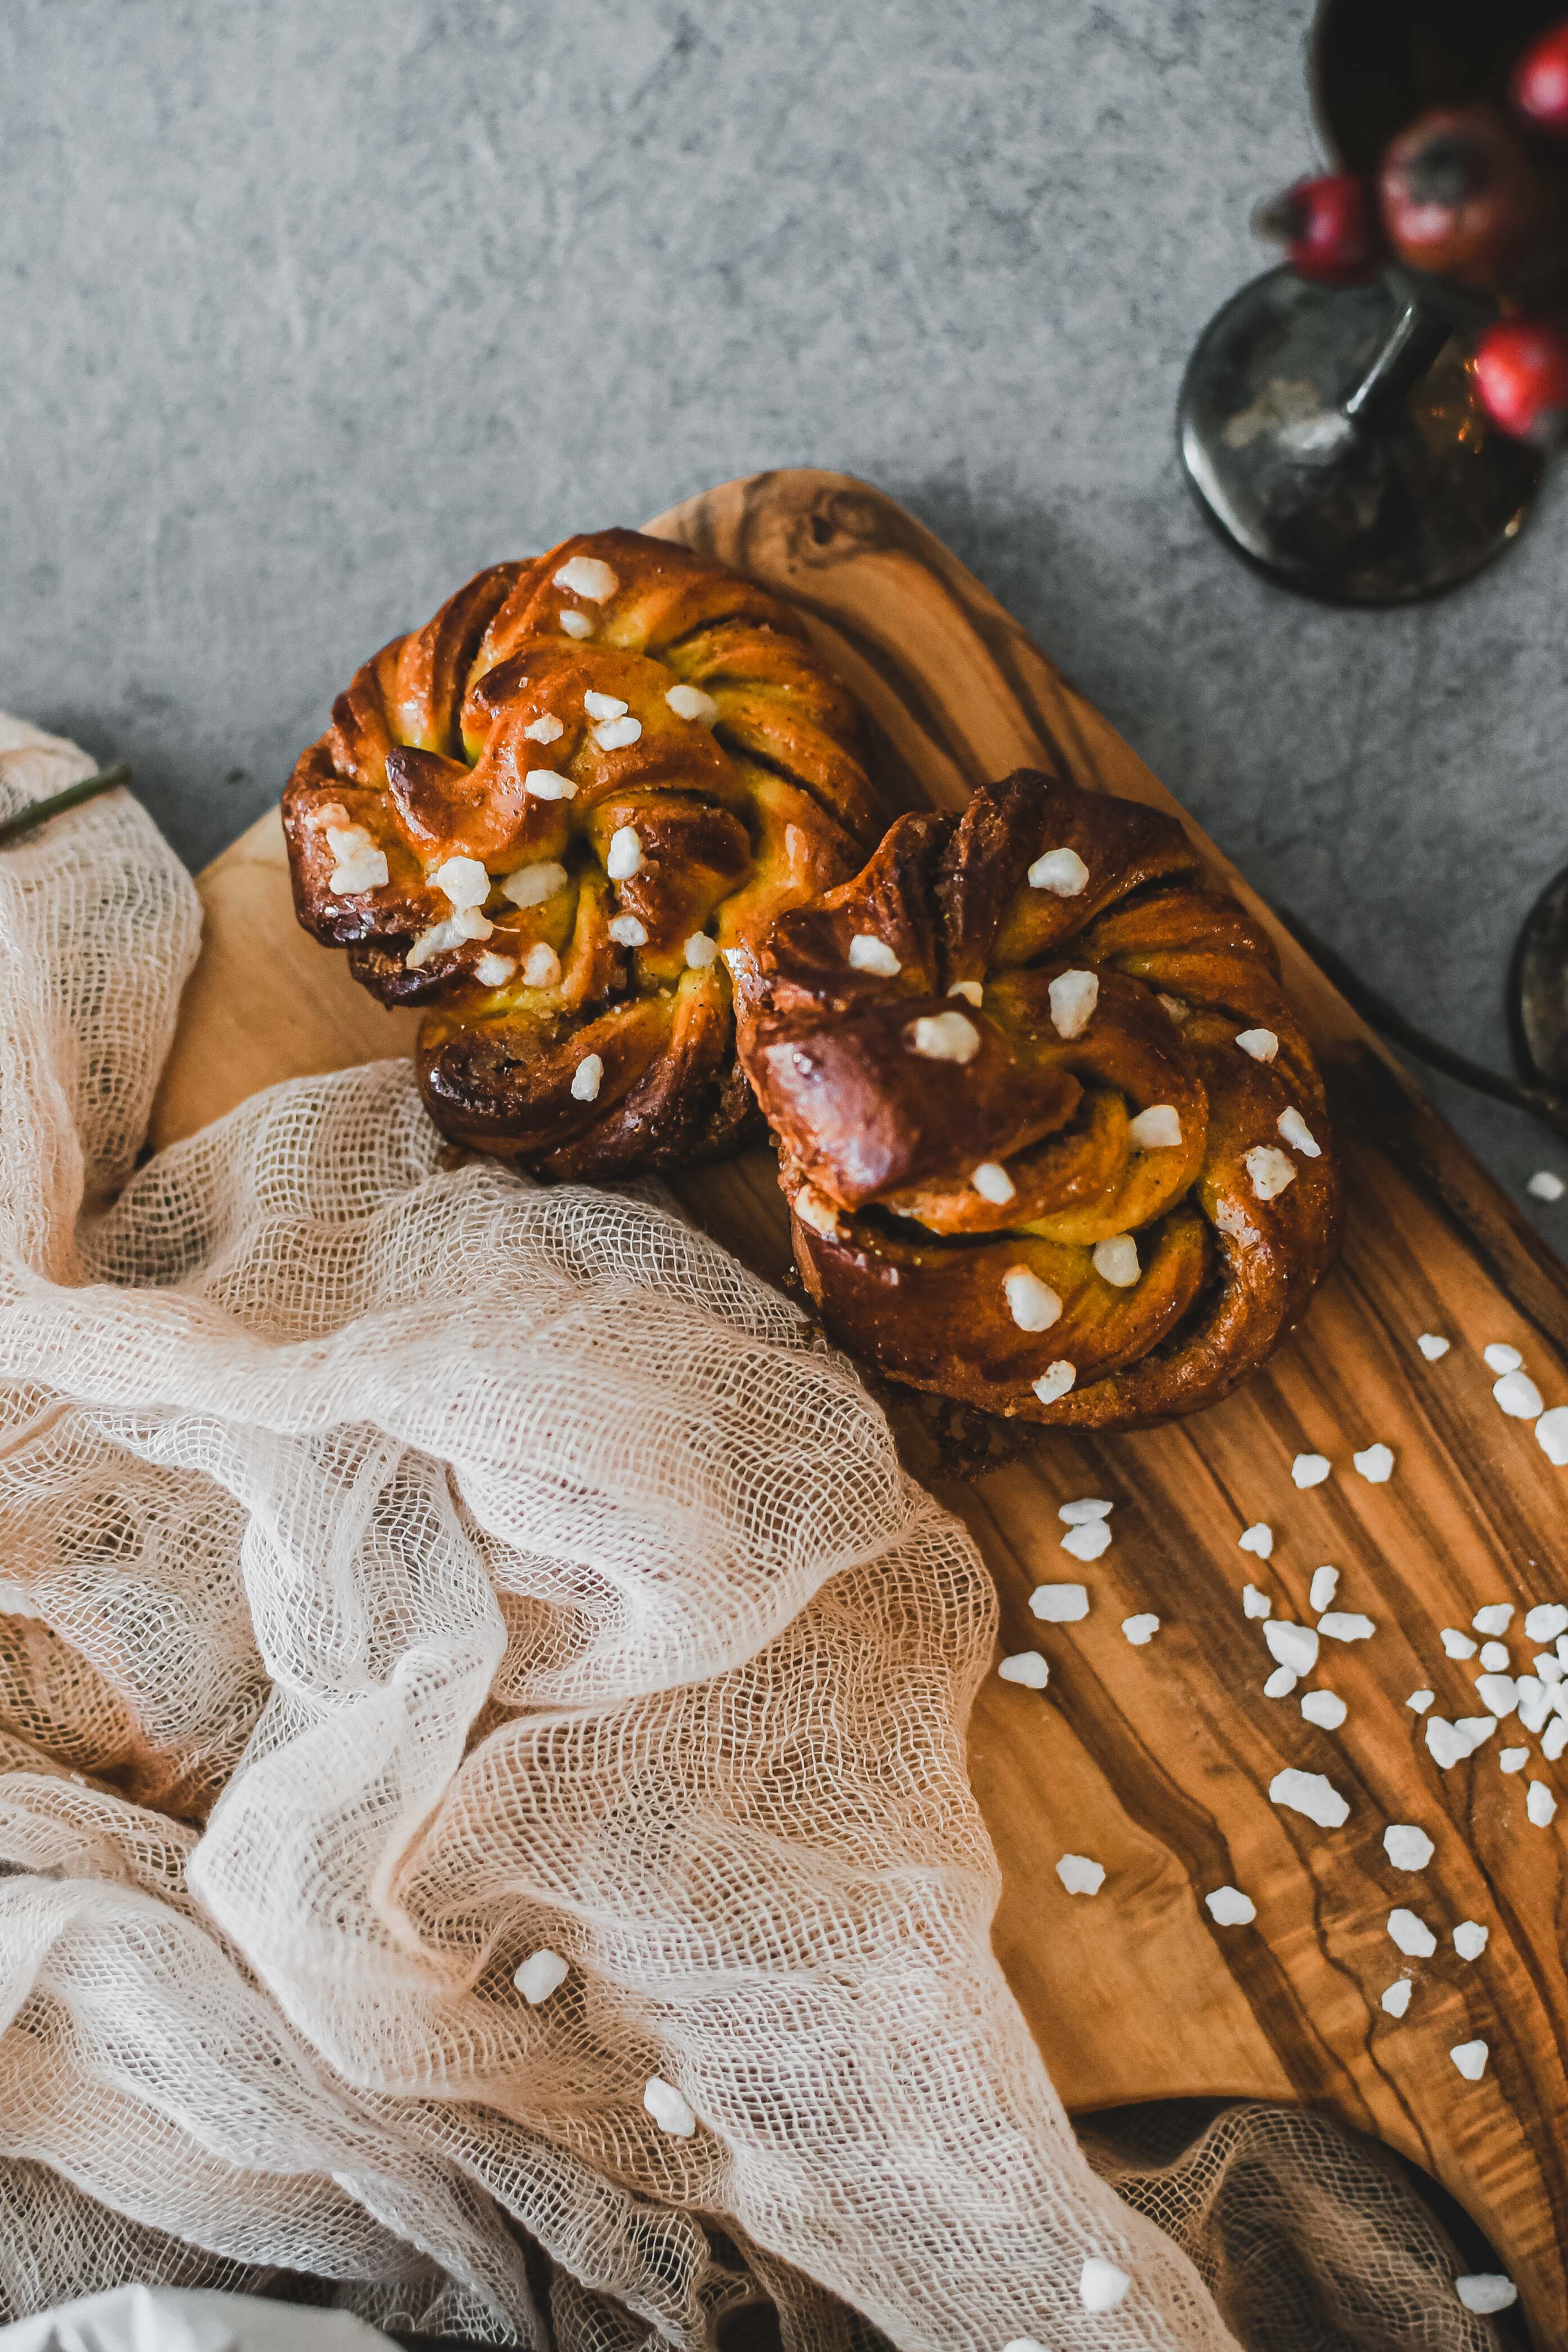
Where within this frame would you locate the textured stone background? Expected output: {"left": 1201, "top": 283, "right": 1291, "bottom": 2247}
{"left": 4, "top": 0, "right": 1565, "bottom": 1221}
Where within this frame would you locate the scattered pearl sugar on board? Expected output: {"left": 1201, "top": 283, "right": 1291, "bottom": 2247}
{"left": 1383, "top": 1824, "right": 1434, "bottom": 1871}
{"left": 1078, "top": 2259, "right": 1131, "bottom": 2313}
{"left": 1301, "top": 1690, "right": 1347, "bottom": 1730}
{"left": 1264, "top": 1666, "right": 1298, "bottom": 1699}
{"left": 1030, "top": 1582, "right": 1088, "bottom": 1623}
{"left": 1525, "top": 1602, "right": 1568, "bottom": 1642}
{"left": 1058, "top": 1497, "right": 1113, "bottom": 1525}
{"left": 1059, "top": 1520, "right": 1111, "bottom": 1562}
{"left": 1500, "top": 1747, "right": 1528, "bottom": 1772}
{"left": 1406, "top": 1689, "right": 1435, "bottom": 1714}
{"left": 1453, "top": 1920, "right": 1489, "bottom": 1961}
{"left": 1529, "top": 1169, "right": 1565, "bottom": 1200}
{"left": 1484, "top": 1343, "right": 1523, "bottom": 1374}
{"left": 514, "top": 1949, "right": 569, "bottom": 2004}
{"left": 1318, "top": 1611, "right": 1375, "bottom": 1643}
{"left": 1455, "top": 1716, "right": 1496, "bottom": 1750}
{"left": 1455, "top": 2275, "right": 1517, "bottom": 2315}
{"left": 1238, "top": 1524, "right": 1273, "bottom": 1560}
{"left": 1242, "top": 1584, "right": 1272, "bottom": 1620}
{"left": 997, "top": 1652, "right": 1049, "bottom": 1689}
{"left": 1057, "top": 1854, "right": 1106, "bottom": 1896}
{"left": 1380, "top": 1979, "right": 1413, "bottom": 2017}
{"left": 1475, "top": 1674, "right": 1518, "bottom": 1718}
{"left": 1478, "top": 1641, "right": 1509, "bottom": 1672}
{"left": 1388, "top": 1908, "right": 1436, "bottom": 1958}
{"left": 1450, "top": 2039, "right": 1489, "bottom": 2082}
{"left": 1440, "top": 1628, "right": 1477, "bottom": 1660}
{"left": 1205, "top": 1885, "right": 1256, "bottom": 1925}
{"left": 1121, "top": 1614, "right": 1159, "bottom": 1646}
{"left": 1526, "top": 1780, "right": 1558, "bottom": 1826}
{"left": 1416, "top": 1333, "right": 1450, "bottom": 1360}
{"left": 1544, "top": 1716, "right": 1568, "bottom": 1761}
{"left": 1291, "top": 1453, "right": 1331, "bottom": 1488}
{"left": 1473, "top": 1603, "right": 1514, "bottom": 1636}
{"left": 643, "top": 2077, "right": 697, "bottom": 2135}
{"left": 1270, "top": 1768, "right": 1349, "bottom": 1828}
{"left": 1352, "top": 1444, "right": 1393, "bottom": 1482}
{"left": 1309, "top": 1565, "right": 1338, "bottom": 1614}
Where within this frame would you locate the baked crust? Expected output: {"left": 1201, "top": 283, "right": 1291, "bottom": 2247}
{"left": 733, "top": 769, "right": 1342, "bottom": 1431}
{"left": 283, "top": 529, "right": 879, "bottom": 1177}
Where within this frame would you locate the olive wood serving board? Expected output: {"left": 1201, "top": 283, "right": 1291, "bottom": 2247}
{"left": 152, "top": 469, "right": 1568, "bottom": 2342}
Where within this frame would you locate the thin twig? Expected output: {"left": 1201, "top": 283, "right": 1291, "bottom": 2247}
{"left": 0, "top": 763, "right": 131, "bottom": 849}
{"left": 1281, "top": 906, "right": 1568, "bottom": 1146}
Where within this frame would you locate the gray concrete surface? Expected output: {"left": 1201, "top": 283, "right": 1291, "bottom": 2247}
{"left": 5, "top": 0, "right": 1566, "bottom": 1224}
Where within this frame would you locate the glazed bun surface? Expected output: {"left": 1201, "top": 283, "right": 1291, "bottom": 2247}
{"left": 735, "top": 768, "right": 1341, "bottom": 1430}
{"left": 284, "top": 528, "right": 877, "bottom": 1176}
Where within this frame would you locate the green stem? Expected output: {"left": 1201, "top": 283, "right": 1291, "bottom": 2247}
{"left": 0, "top": 763, "right": 131, "bottom": 849}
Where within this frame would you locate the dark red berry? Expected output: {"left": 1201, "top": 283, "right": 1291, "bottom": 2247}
{"left": 1473, "top": 316, "right": 1568, "bottom": 442}
{"left": 1379, "top": 105, "right": 1547, "bottom": 291}
{"left": 1253, "top": 173, "right": 1380, "bottom": 288}
{"left": 1513, "top": 20, "right": 1568, "bottom": 134}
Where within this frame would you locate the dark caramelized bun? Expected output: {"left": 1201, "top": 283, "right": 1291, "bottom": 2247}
{"left": 284, "top": 529, "right": 879, "bottom": 1177}
{"left": 734, "top": 769, "right": 1341, "bottom": 1431}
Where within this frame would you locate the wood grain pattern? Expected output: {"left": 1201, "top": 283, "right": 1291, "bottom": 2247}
{"left": 151, "top": 471, "right": 1568, "bottom": 2344}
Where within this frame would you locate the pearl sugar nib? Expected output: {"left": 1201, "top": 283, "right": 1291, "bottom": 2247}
{"left": 1264, "top": 1620, "right": 1318, "bottom": 1676}
{"left": 1527, "top": 1780, "right": 1558, "bottom": 1826}
{"left": 1235, "top": 1027, "right": 1279, "bottom": 1062}
{"left": 1204, "top": 1884, "right": 1256, "bottom": 1926}
{"left": 1027, "top": 845, "right": 1089, "bottom": 896}
{"left": 1238, "top": 1523, "right": 1273, "bottom": 1560}
{"left": 1380, "top": 1978, "right": 1412, "bottom": 2017}
{"left": 1387, "top": 1907, "right": 1436, "bottom": 1958}
{"left": 1269, "top": 1767, "right": 1349, "bottom": 1828}
{"left": 514, "top": 1949, "right": 569, "bottom": 2004}
{"left": 1528, "top": 1169, "right": 1565, "bottom": 1200}
{"left": 643, "top": 2075, "right": 697, "bottom": 2136}
{"left": 1121, "top": 1612, "right": 1159, "bottom": 1646}
{"left": 1059, "top": 1518, "right": 1111, "bottom": 1562}
{"left": 1291, "top": 1453, "right": 1331, "bottom": 1488}
{"left": 1030, "top": 1580, "right": 1089, "bottom": 1623}
{"left": 1244, "top": 1143, "right": 1296, "bottom": 1200}
{"left": 1450, "top": 2039, "right": 1489, "bottom": 2082}
{"left": 1495, "top": 1368, "right": 1544, "bottom": 1419}
{"left": 1078, "top": 2259, "right": 1131, "bottom": 2313}
{"left": 1308, "top": 1565, "right": 1338, "bottom": 1613}
{"left": 1301, "top": 1689, "right": 1346, "bottom": 1730}
{"left": 1455, "top": 2275, "right": 1517, "bottom": 2315}
{"left": 1453, "top": 1919, "right": 1488, "bottom": 1961}
{"left": 1048, "top": 968, "right": 1099, "bottom": 1040}
{"left": 1056, "top": 1853, "right": 1106, "bottom": 1896}
{"left": 1416, "top": 1333, "right": 1450, "bottom": 1360}
{"left": 1382, "top": 1824, "right": 1433, "bottom": 1871}
{"left": 1242, "top": 1584, "right": 1272, "bottom": 1620}
{"left": 1058, "top": 1497, "right": 1113, "bottom": 1525}
{"left": 997, "top": 1651, "right": 1049, "bottom": 1689}
{"left": 1352, "top": 1443, "right": 1393, "bottom": 1483}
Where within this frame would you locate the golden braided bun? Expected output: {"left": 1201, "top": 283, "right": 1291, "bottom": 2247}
{"left": 734, "top": 769, "right": 1342, "bottom": 1430}
{"left": 283, "top": 529, "right": 879, "bottom": 1176}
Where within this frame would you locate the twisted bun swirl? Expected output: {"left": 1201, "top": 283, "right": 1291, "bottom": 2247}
{"left": 284, "top": 529, "right": 877, "bottom": 1176}
{"left": 734, "top": 769, "right": 1342, "bottom": 1430}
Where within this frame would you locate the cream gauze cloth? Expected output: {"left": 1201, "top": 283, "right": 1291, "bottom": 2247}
{"left": 0, "top": 710, "right": 1245, "bottom": 2350}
